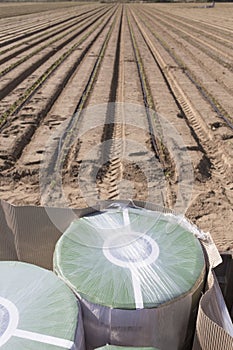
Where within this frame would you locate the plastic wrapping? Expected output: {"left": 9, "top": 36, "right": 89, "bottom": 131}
{"left": 0, "top": 261, "right": 85, "bottom": 350}
{"left": 54, "top": 206, "right": 206, "bottom": 349}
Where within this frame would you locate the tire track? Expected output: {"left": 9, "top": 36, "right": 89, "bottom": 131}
{"left": 39, "top": 7, "right": 121, "bottom": 205}
{"left": 130, "top": 8, "right": 232, "bottom": 184}
{"left": 134, "top": 8, "right": 233, "bottom": 129}
{"left": 0, "top": 6, "right": 117, "bottom": 171}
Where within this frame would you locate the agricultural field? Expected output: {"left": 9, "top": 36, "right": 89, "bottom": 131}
{"left": 0, "top": 2, "right": 232, "bottom": 252}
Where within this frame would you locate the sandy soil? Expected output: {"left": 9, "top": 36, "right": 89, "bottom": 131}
{"left": 0, "top": 3, "right": 232, "bottom": 253}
